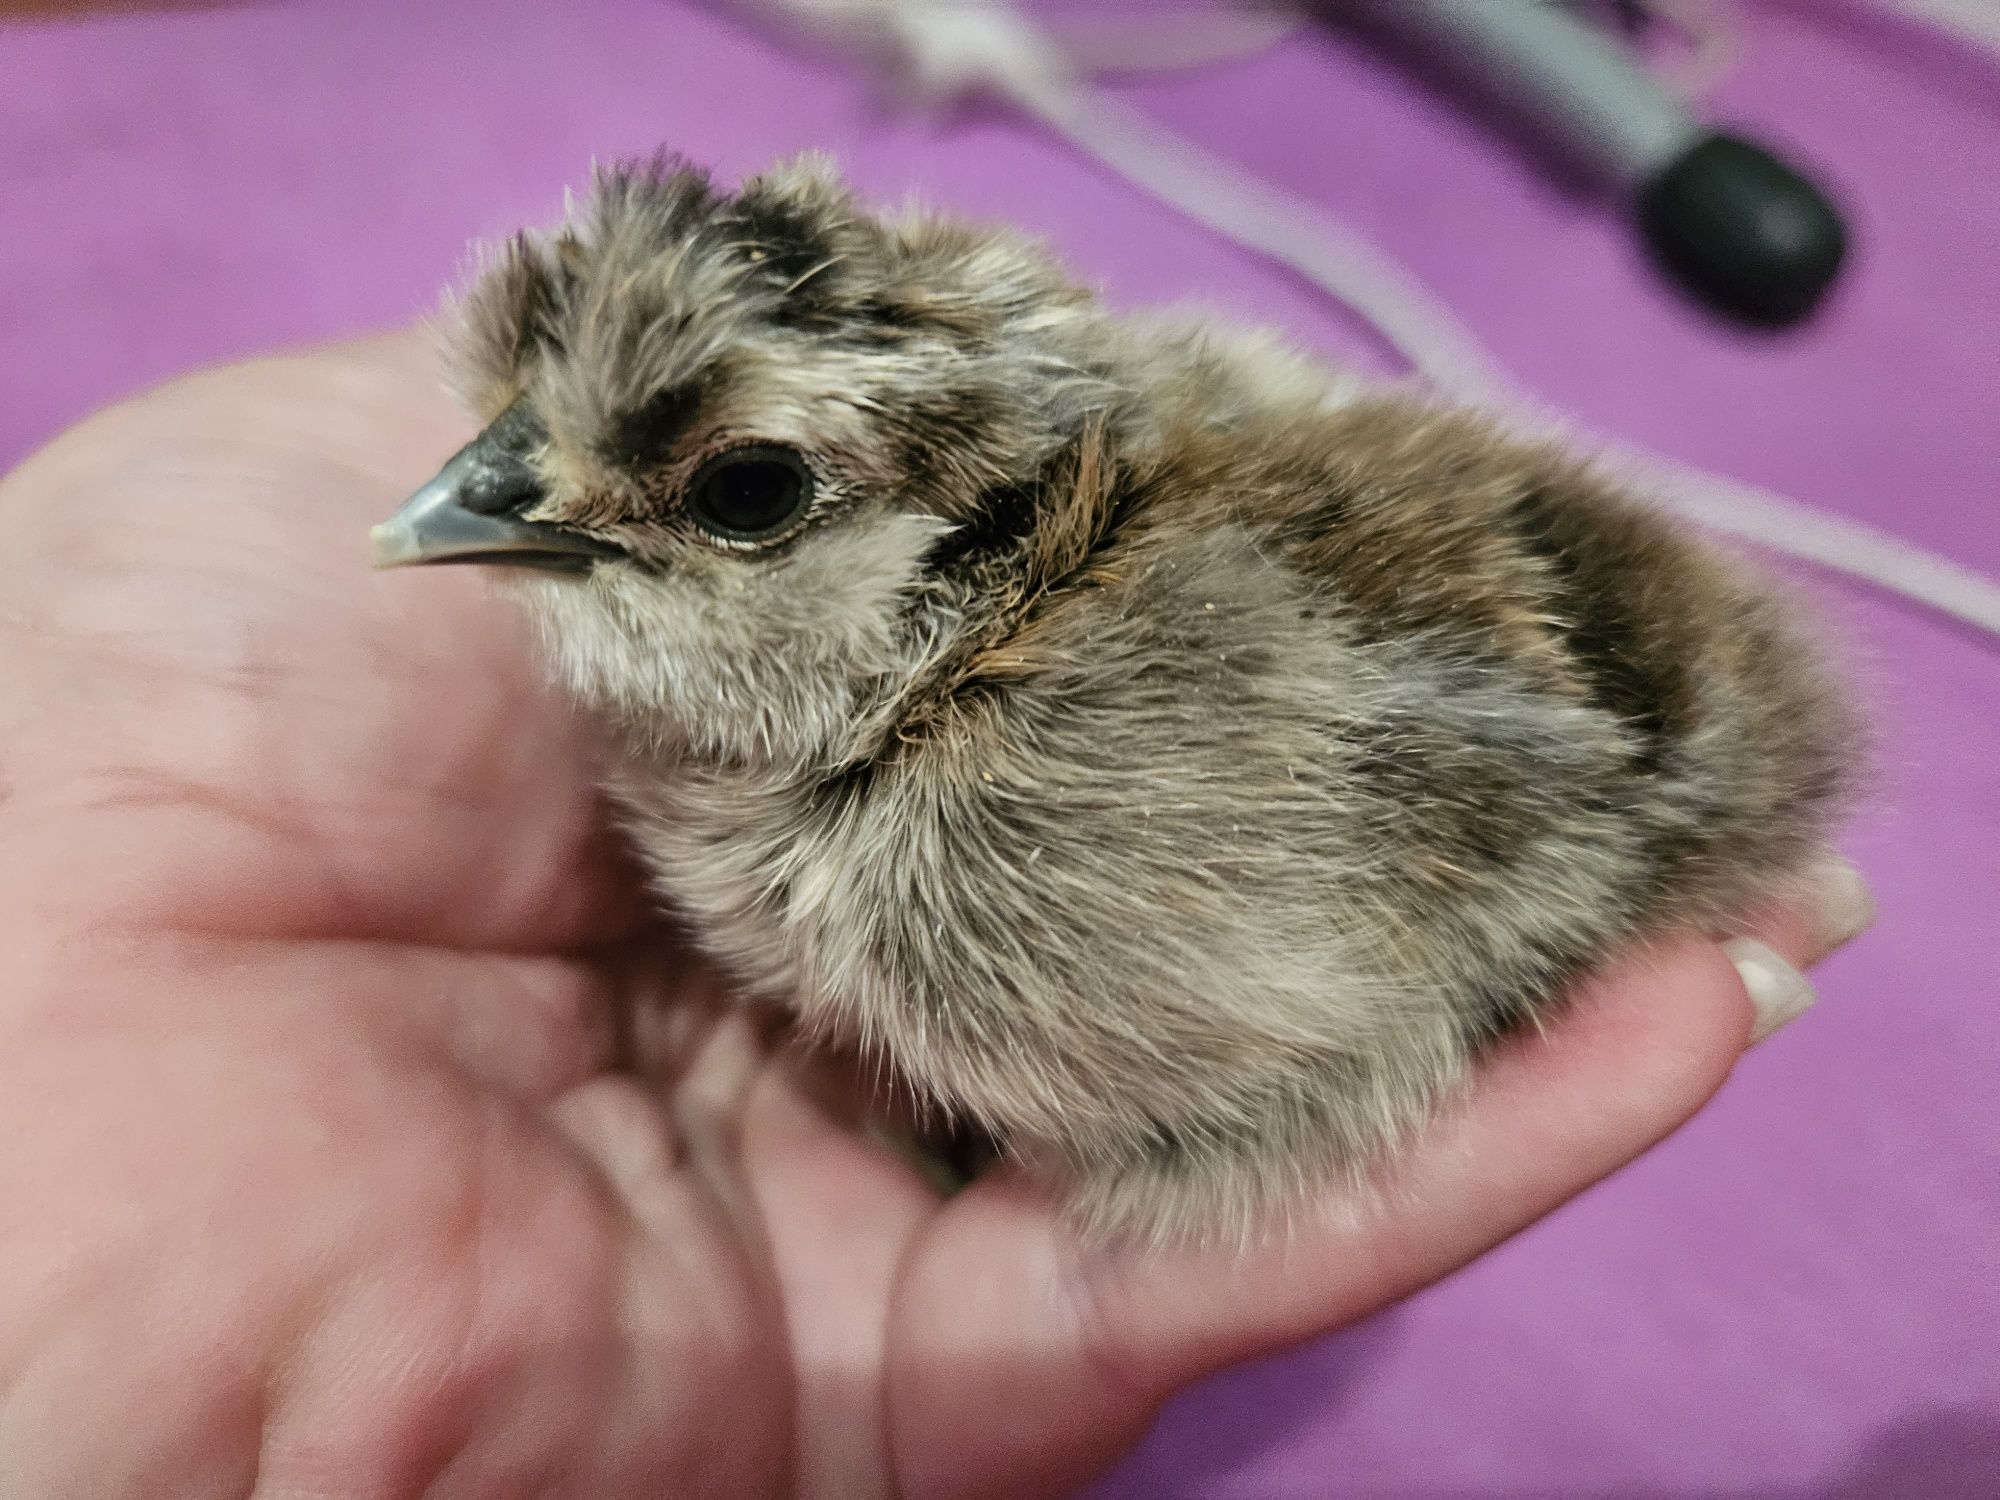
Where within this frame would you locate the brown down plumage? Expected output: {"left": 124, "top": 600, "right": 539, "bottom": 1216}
{"left": 372, "top": 152, "right": 1859, "bottom": 1245}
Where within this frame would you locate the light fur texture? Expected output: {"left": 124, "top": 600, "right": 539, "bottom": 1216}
{"left": 430, "top": 152, "right": 1857, "bottom": 1244}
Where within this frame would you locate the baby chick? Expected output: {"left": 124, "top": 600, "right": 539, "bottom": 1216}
{"left": 373, "top": 153, "right": 1855, "bottom": 1244}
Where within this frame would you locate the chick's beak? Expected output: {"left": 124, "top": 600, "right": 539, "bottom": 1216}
{"left": 370, "top": 418, "right": 620, "bottom": 573}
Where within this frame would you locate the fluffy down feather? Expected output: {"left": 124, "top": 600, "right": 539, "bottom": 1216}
{"left": 422, "top": 152, "right": 1857, "bottom": 1243}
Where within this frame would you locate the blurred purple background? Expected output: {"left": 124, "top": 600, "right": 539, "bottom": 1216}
{"left": 3, "top": 2, "right": 1995, "bottom": 1495}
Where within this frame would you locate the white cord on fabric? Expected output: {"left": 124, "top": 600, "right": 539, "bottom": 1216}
{"left": 1889, "top": 0, "right": 2000, "bottom": 54}
{"left": 1633, "top": 0, "right": 1744, "bottom": 97}
{"left": 1005, "top": 74, "right": 1517, "bottom": 407}
{"left": 740, "top": 0, "right": 2000, "bottom": 639}
{"left": 1027, "top": 74, "right": 2000, "bottom": 641}
{"left": 1039, "top": 5, "right": 1307, "bottom": 76}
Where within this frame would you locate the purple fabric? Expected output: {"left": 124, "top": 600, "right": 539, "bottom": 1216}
{"left": 3, "top": 2, "right": 1994, "bottom": 1494}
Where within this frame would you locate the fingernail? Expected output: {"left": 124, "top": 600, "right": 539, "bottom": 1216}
{"left": 1725, "top": 937, "right": 1818, "bottom": 1044}
{"left": 1801, "top": 852, "right": 1876, "bottom": 953}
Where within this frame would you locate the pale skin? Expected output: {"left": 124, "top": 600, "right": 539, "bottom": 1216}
{"left": 0, "top": 333, "right": 1863, "bottom": 1499}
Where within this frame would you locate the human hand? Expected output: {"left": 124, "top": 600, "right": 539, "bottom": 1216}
{"left": 0, "top": 334, "right": 1870, "bottom": 1499}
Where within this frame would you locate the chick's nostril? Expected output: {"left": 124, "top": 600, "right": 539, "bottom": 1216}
{"left": 458, "top": 454, "right": 546, "bottom": 518}
{"left": 457, "top": 398, "right": 553, "bottom": 517}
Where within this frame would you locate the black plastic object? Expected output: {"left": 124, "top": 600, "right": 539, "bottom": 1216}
{"left": 1635, "top": 132, "right": 1848, "bottom": 328}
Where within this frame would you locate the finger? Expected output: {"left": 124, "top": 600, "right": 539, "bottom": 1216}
{"left": 730, "top": 1057, "right": 945, "bottom": 1497}
{"left": 889, "top": 934, "right": 1756, "bottom": 1500}
{"left": 1709, "top": 851, "right": 1874, "bottom": 1045}
{"left": 611, "top": 991, "right": 946, "bottom": 1499}
{"left": 1717, "top": 849, "right": 1876, "bottom": 971}
{"left": 1070, "top": 935, "right": 1756, "bottom": 1379}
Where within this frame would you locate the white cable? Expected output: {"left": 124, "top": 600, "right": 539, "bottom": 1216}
{"left": 1632, "top": 0, "right": 1745, "bottom": 97}
{"left": 1885, "top": 0, "right": 2000, "bottom": 54}
{"left": 1034, "top": 81, "right": 2000, "bottom": 639}
{"left": 1041, "top": 6, "right": 1307, "bottom": 76}
{"left": 1601, "top": 452, "right": 2000, "bottom": 636}
{"left": 740, "top": 0, "right": 2000, "bottom": 640}
{"left": 1015, "top": 83, "right": 1515, "bottom": 407}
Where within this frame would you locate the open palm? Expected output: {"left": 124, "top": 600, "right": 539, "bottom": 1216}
{"left": 0, "top": 334, "right": 1846, "bottom": 1499}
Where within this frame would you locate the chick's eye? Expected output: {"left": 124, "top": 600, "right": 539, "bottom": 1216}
{"left": 686, "top": 446, "right": 814, "bottom": 541}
